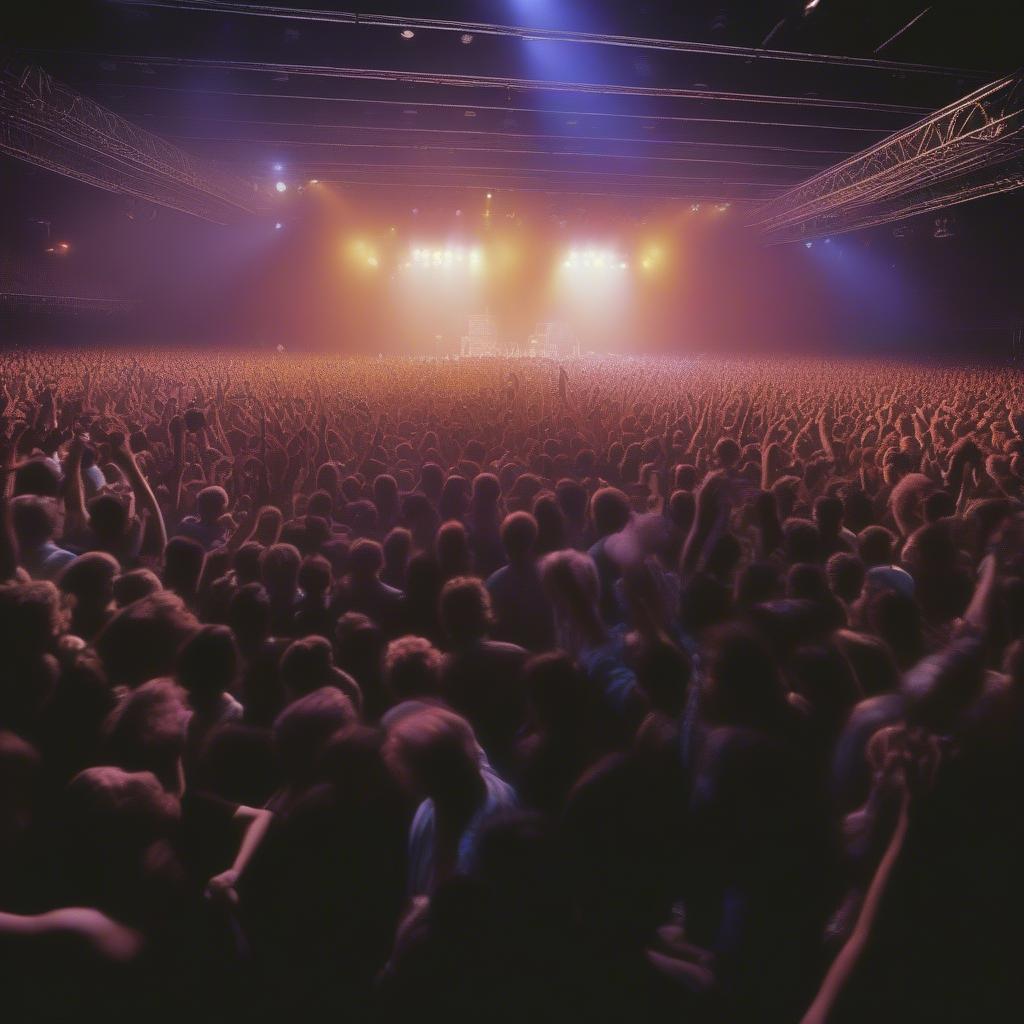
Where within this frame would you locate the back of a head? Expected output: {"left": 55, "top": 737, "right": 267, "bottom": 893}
{"left": 384, "top": 634, "right": 442, "bottom": 702}
{"left": 96, "top": 591, "right": 200, "bottom": 690}
{"left": 177, "top": 624, "right": 239, "bottom": 707}
{"left": 261, "top": 542, "right": 301, "bottom": 594}
{"left": 273, "top": 686, "right": 357, "bottom": 786}
{"left": 384, "top": 705, "right": 480, "bottom": 794}
{"left": 555, "top": 478, "right": 587, "bottom": 524}
{"left": 715, "top": 437, "right": 741, "bottom": 470}
{"left": 813, "top": 495, "right": 844, "bottom": 535}
{"left": 439, "top": 575, "right": 493, "bottom": 645}
{"left": 827, "top": 552, "right": 865, "bottom": 604}
{"left": 298, "top": 554, "right": 332, "bottom": 597}
{"left": 113, "top": 569, "right": 163, "bottom": 608}
{"left": 782, "top": 518, "right": 820, "bottom": 565}
{"left": 280, "top": 635, "right": 335, "bottom": 697}
{"left": 164, "top": 535, "right": 205, "bottom": 595}
{"left": 195, "top": 485, "right": 228, "bottom": 524}
{"left": 591, "top": 487, "right": 631, "bottom": 538}
{"left": 471, "top": 472, "right": 501, "bottom": 510}
{"left": 11, "top": 494, "right": 58, "bottom": 548}
{"left": 102, "top": 678, "right": 190, "bottom": 785}
{"left": 228, "top": 582, "right": 271, "bottom": 646}
{"left": 59, "top": 551, "right": 120, "bottom": 604}
{"left": 348, "top": 538, "right": 384, "bottom": 580}
{"left": 501, "top": 511, "right": 538, "bottom": 563}
{"left": 88, "top": 493, "right": 129, "bottom": 544}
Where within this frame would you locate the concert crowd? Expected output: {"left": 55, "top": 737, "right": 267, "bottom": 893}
{"left": 1, "top": 349, "right": 1022, "bottom": 1023}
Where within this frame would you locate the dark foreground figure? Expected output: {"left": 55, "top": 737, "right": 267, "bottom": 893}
{"left": 1, "top": 350, "right": 1022, "bottom": 1023}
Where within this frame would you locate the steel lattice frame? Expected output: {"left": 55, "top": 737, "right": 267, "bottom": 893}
{"left": 755, "top": 71, "right": 1024, "bottom": 242}
{"left": 0, "top": 63, "right": 270, "bottom": 223}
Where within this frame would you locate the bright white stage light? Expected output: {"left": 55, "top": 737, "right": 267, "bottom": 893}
{"left": 275, "top": 181, "right": 287, "bottom": 193}
{"left": 275, "top": 222, "right": 283, "bottom": 230}
{"left": 401, "top": 29, "right": 415, "bottom": 39}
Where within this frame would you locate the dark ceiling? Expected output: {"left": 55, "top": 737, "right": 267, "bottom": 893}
{"left": 9, "top": 0, "right": 1022, "bottom": 208}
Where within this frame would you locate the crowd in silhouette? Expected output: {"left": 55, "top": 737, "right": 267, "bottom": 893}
{"left": 1, "top": 349, "right": 1022, "bottom": 1022}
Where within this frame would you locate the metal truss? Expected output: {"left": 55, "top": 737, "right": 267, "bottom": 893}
{"left": 0, "top": 292, "right": 139, "bottom": 314}
{"left": 755, "top": 72, "right": 1024, "bottom": 242}
{"left": 110, "top": 1, "right": 987, "bottom": 80}
{"left": 0, "top": 63, "right": 270, "bottom": 223}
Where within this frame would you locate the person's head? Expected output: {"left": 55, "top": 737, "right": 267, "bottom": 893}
{"left": 298, "top": 554, "right": 332, "bottom": 599}
{"left": 59, "top": 551, "right": 120, "bottom": 635}
{"left": 923, "top": 489, "right": 956, "bottom": 524}
{"left": 555, "top": 478, "right": 587, "bottom": 526}
{"left": 260, "top": 542, "right": 301, "bottom": 598}
{"left": 590, "top": 487, "right": 631, "bottom": 538}
{"left": 470, "top": 472, "right": 501, "bottom": 512}
{"left": 373, "top": 474, "right": 399, "bottom": 516}
{"left": 176, "top": 624, "right": 239, "bottom": 713}
{"left": 436, "top": 519, "right": 471, "bottom": 580}
{"left": 307, "top": 489, "right": 334, "bottom": 522}
{"left": 439, "top": 576, "right": 493, "bottom": 645}
{"left": 281, "top": 635, "right": 336, "bottom": 699}
{"left": 87, "top": 493, "right": 129, "bottom": 545}
{"left": 813, "top": 495, "right": 844, "bottom": 537}
{"left": 382, "top": 526, "right": 412, "bottom": 582}
{"left": 532, "top": 493, "right": 566, "bottom": 554}
{"left": 163, "top": 536, "right": 205, "bottom": 599}
{"left": 827, "top": 551, "right": 865, "bottom": 605}
{"left": 348, "top": 538, "right": 384, "bottom": 582}
{"left": 782, "top": 518, "right": 820, "bottom": 565}
{"left": 112, "top": 568, "right": 163, "bottom": 608}
{"left": 439, "top": 474, "right": 470, "bottom": 521}
{"left": 95, "top": 591, "right": 200, "bottom": 690}
{"left": 384, "top": 706, "right": 482, "bottom": 800}
{"left": 195, "top": 486, "right": 228, "bottom": 526}
{"left": 62, "top": 765, "right": 181, "bottom": 914}
{"left": 273, "top": 687, "right": 357, "bottom": 789}
{"left": 254, "top": 506, "right": 283, "bottom": 547}
{"left": 858, "top": 525, "right": 896, "bottom": 568}
{"left": 383, "top": 635, "right": 442, "bottom": 703}
{"left": 501, "top": 510, "right": 539, "bottom": 565}
{"left": 227, "top": 582, "right": 271, "bottom": 650}
{"left": 11, "top": 494, "right": 60, "bottom": 549}
{"left": 102, "top": 677, "right": 190, "bottom": 790}
{"left": 540, "top": 548, "right": 602, "bottom": 644}
{"left": 714, "top": 437, "right": 741, "bottom": 470}
{"left": 333, "top": 611, "right": 385, "bottom": 695}
{"left": 233, "top": 542, "right": 264, "bottom": 585}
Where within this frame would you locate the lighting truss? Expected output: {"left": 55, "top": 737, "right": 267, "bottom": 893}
{"left": 755, "top": 71, "right": 1024, "bottom": 242}
{"left": 0, "top": 63, "right": 270, "bottom": 223}
{"left": 78, "top": 54, "right": 931, "bottom": 116}
{"left": 111, "top": 1, "right": 987, "bottom": 80}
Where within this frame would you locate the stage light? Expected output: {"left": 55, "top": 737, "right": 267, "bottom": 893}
{"left": 460, "top": 33, "right": 474, "bottom": 44}
{"left": 275, "top": 181, "right": 287, "bottom": 193}
{"left": 690, "top": 203, "right": 700, "bottom": 212}
{"left": 400, "top": 29, "right": 415, "bottom": 39}
{"left": 804, "top": 0, "right": 821, "bottom": 10}
{"left": 486, "top": 192, "right": 493, "bottom": 199}
{"left": 273, "top": 163, "right": 283, "bottom": 172}
{"left": 824, "top": 237, "right": 832, "bottom": 244}
{"left": 309, "top": 179, "right": 319, "bottom": 185}
{"left": 805, "top": 241, "right": 813, "bottom": 248}
{"left": 275, "top": 222, "right": 283, "bottom": 230}
{"left": 366, "top": 255, "right": 379, "bottom": 268}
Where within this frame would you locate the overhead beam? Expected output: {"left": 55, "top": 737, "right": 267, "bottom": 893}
{"left": 755, "top": 71, "right": 1024, "bottom": 242}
